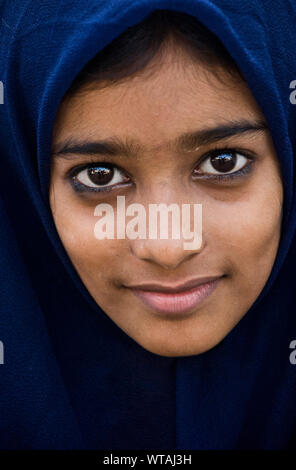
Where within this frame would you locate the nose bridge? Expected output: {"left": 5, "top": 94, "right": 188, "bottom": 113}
{"left": 145, "top": 178, "right": 179, "bottom": 203}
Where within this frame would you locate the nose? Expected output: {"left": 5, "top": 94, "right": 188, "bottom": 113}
{"left": 127, "top": 182, "right": 204, "bottom": 269}
{"left": 130, "top": 233, "right": 204, "bottom": 270}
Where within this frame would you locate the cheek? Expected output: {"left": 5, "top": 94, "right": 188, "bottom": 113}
{"left": 50, "top": 190, "right": 125, "bottom": 287}
{"left": 204, "top": 177, "right": 282, "bottom": 289}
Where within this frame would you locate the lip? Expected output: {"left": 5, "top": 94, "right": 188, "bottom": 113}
{"left": 126, "top": 276, "right": 223, "bottom": 315}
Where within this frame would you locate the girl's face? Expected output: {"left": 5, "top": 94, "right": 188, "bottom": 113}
{"left": 50, "top": 45, "right": 283, "bottom": 357}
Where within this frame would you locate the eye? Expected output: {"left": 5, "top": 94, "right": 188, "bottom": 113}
{"left": 194, "top": 150, "right": 251, "bottom": 177}
{"left": 71, "top": 163, "right": 130, "bottom": 191}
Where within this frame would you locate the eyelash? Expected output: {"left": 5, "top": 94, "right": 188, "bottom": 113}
{"left": 67, "top": 147, "right": 255, "bottom": 193}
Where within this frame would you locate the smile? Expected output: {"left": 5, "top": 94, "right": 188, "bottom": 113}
{"left": 127, "top": 276, "right": 223, "bottom": 315}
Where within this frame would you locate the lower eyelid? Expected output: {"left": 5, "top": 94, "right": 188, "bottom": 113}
{"left": 219, "top": 161, "right": 254, "bottom": 178}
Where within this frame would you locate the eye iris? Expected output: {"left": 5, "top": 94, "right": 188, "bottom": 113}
{"left": 88, "top": 165, "right": 114, "bottom": 185}
{"left": 211, "top": 152, "right": 236, "bottom": 172}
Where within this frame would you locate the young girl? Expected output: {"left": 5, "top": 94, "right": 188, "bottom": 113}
{"left": 1, "top": 0, "right": 296, "bottom": 450}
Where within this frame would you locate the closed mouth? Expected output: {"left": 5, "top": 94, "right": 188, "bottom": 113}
{"left": 126, "top": 275, "right": 224, "bottom": 315}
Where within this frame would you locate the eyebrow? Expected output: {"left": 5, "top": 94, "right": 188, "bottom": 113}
{"left": 51, "top": 120, "right": 268, "bottom": 160}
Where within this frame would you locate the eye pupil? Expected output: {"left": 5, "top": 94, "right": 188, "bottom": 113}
{"left": 211, "top": 152, "right": 236, "bottom": 172}
{"left": 88, "top": 165, "right": 114, "bottom": 185}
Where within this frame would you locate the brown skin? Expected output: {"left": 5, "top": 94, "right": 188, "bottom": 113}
{"left": 50, "top": 44, "right": 283, "bottom": 357}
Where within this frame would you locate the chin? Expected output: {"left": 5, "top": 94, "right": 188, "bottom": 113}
{"left": 136, "top": 334, "right": 224, "bottom": 358}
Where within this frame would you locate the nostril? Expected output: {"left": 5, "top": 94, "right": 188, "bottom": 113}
{"left": 129, "top": 238, "right": 202, "bottom": 270}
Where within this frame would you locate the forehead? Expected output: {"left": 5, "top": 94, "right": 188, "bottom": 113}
{"left": 52, "top": 47, "right": 264, "bottom": 148}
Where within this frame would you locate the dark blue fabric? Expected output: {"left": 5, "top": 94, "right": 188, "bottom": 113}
{"left": 0, "top": 0, "right": 296, "bottom": 449}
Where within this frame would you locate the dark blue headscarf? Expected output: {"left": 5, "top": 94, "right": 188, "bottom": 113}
{"left": 1, "top": 0, "right": 296, "bottom": 449}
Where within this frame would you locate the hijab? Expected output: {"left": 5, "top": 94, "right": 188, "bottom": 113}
{"left": 1, "top": 0, "right": 296, "bottom": 449}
